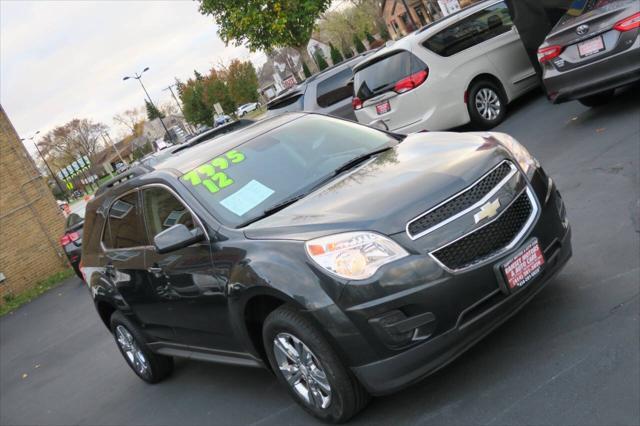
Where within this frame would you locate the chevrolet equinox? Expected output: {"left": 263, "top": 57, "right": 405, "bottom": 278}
{"left": 81, "top": 113, "right": 571, "bottom": 423}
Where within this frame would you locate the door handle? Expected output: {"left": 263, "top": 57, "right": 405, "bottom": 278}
{"left": 147, "top": 266, "right": 163, "bottom": 278}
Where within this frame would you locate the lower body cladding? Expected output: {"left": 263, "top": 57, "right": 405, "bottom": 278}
{"left": 336, "top": 186, "right": 571, "bottom": 395}
{"left": 544, "top": 37, "right": 640, "bottom": 104}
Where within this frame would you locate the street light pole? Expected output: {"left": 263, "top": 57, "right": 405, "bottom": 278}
{"left": 21, "top": 132, "right": 70, "bottom": 203}
{"left": 123, "top": 67, "right": 174, "bottom": 143}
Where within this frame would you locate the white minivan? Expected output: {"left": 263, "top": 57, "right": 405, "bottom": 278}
{"left": 352, "top": 0, "right": 538, "bottom": 131}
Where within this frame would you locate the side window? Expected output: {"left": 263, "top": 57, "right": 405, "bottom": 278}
{"left": 142, "top": 187, "right": 196, "bottom": 241}
{"left": 422, "top": 2, "right": 513, "bottom": 57}
{"left": 316, "top": 68, "right": 354, "bottom": 108}
{"left": 102, "top": 192, "right": 149, "bottom": 249}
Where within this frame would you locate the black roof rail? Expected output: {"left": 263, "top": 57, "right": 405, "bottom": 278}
{"left": 95, "top": 166, "right": 151, "bottom": 197}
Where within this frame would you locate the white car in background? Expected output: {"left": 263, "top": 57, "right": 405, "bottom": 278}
{"left": 236, "top": 102, "right": 259, "bottom": 116}
{"left": 352, "top": 0, "right": 538, "bottom": 131}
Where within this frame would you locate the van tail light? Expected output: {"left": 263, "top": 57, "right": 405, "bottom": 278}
{"left": 59, "top": 231, "right": 80, "bottom": 247}
{"left": 352, "top": 97, "right": 363, "bottom": 110}
{"left": 613, "top": 12, "right": 640, "bottom": 31}
{"left": 537, "top": 45, "right": 563, "bottom": 63}
{"left": 394, "top": 70, "right": 428, "bottom": 94}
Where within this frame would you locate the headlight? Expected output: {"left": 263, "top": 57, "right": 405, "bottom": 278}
{"left": 305, "top": 232, "right": 409, "bottom": 280}
{"left": 491, "top": 132, "right": 539, "bottom": 177}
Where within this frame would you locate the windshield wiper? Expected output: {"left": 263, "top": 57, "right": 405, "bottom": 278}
{"left": 236, "top": 146, "right": 393, "bottom": 228}
{"left": 331, "top": 146, "right": 393, "bottom": 176}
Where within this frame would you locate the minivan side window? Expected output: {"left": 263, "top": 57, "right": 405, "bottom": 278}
{"left": 422, "top": 2, "right": 514, "bottom": 57}
{"left": 316, "top": 68, "right": 354, "bottom": 108}
{"left": 102, "top": 192, "right": 149, "bottom": 249}
{"left": 142, "top": 187, "right": 196, "bottom": 241}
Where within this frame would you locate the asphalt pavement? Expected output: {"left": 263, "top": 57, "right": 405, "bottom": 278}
{"left": 1, "top": 87, "right": 638, "bottom": 426}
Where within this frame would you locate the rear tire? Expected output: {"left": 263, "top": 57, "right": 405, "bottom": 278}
{"left": 110, "top": 311, "right": 173, "bottom": 384}
{"left": 578, "top": 90, "right": 614, "bottom": 107}
{"left": 263, "top": 305, "right": 370, "bottom": 423}
{"left": 467, "top": 80, "right": 507, "bottom": 129}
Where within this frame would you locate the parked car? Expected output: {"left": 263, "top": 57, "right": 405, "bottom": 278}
{"left": 60, "top": 209, "right": 85, "bottom": 279}
{"left": 352, "top": 0, "right": 538, "bottom": 131}
{"left": 81, "top": 113, "right": 571, "bottom": 423}
{"left": 537, "top": 0, "right": 640, "bottom": 106}
{"left": 266, "top": 52, "right": 374, "bottom": 120}
{"left": 213, "top": 114, "right": 231, "bottom": 127}
{"left": 236, "top": 102, "right": 259, "bottom": 116}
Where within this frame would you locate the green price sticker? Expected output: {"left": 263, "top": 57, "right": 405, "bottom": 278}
{"left": 182, "top": 149, "right": 245, "bottom": 194}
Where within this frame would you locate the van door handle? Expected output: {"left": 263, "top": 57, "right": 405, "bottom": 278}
{"left": 147, "top": 266, "right": 163, "bottom": 278}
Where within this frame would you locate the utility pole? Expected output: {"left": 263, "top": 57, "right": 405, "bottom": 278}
{"left": 101, "top": 132, "right": 126, "bottom": 165}
{"left": 123, "top": 67, "right": 174, "bottom": 143}
{"left": 21, "top": 132, "right": 70, "bottom": 203}
{"left": 164, "top": 84, "right": 194, "bottom": 134}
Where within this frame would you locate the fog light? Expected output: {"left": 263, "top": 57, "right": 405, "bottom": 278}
{"left": 370, "top": 310, "right": 414, "bottom": 348}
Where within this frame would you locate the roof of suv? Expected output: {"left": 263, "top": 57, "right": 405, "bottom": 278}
{"left": 353, "top": 0, "right": 496, "bottom": 71}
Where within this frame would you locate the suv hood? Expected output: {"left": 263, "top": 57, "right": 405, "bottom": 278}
{"left": 244, "top": 132, "right": 511, "bottom": 241}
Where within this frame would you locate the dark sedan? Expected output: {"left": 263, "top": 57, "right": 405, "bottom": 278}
{"left": 81, "top": 113, "right": 571, "bottom": 423}
{"left": 538, "top": 0, "right": 640, "bottom": 106}
{"left": 60, "top": 210, "right": 85, "bottom": 279}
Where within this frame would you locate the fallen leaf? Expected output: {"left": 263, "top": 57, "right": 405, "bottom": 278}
{"left": 35, "top": 364, "right": 40, "bottom": 369}
{"left": 21, "top": 373, "right": 28, "bottom": 379}
{"left": 571, "top": 117, "right": 578, "bottom": 121}
{"left": 596, "top": 128, "right": 605, "bottom": 133}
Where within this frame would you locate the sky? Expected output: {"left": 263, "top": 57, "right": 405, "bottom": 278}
{"left": 0, "top": 0, "right": 266, "bottom": 154}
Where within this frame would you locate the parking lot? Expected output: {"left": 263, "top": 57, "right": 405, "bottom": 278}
{"left": 1, "top": 87, "right": 638, "bottom": 426}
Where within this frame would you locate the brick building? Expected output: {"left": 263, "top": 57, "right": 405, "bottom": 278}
{"left": 383, "top": 0, "right": 481, "bottom": 40}
{"left": 0, "top": 104, "right": 67, "bottom": 304}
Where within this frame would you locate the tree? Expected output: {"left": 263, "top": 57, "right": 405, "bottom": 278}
{"left": 365, "top": 31, "right": 375, "bottom": 44}
{"left": 145, "top": 100, "right": 165, "bottom": 120}
{"left": 113, "top": 107, "right": 145, "bottom": 135}
{"left": 329, "top": 43, "right": 344, "bottom": 65}
{"left": 196, "top": 0, "right": 332, "bottom": 73}
{"left": 353, "top": 34, "right": 366, "bottom": 53}
{"left": 38, "top": 119, "right": 108, "bottom": 169}
{"left": 179, "top": 74, "right": 211, "bottom": 125}
{"left": 302, "top": 61, "right": 312, "bottom": 78}
{"left": 225, "top": 59, "right": 259, "bottom": 105}
{"left": 342, "top": 43, "right": 354, "bottom": 59}
{"left": 202, "top": 69, "right": 236, "bottom": 115}
{"left": 314, "top": 51, "right": 329, "bottom": 71}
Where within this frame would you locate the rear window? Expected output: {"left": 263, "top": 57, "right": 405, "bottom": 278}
{"left": 266, "top": 92, "right": 304, "bottom": 114}
{"left": 353, "top": 50, "right": 427, "bottom": 101}
{"left": 556, "top": 0, "right": 633, "bottom": 26}
{"left": 316, "top": 68, "right": 354, "bottom": 108}
{"left": 423, "top": 2, "right": 513, "bottom": 57}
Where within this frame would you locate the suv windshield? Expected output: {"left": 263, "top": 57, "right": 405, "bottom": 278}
{"left": 180, "top": 115, "right": 397, "bottom": 227}
{"left": 354, "top": 50, "right": 427, "bottom": 101}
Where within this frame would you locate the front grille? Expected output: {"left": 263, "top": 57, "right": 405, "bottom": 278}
{"left": 408, "top": 162, "right": 512, "bottom": 238}
{"left": 431, "top": 191, "right": 533, "bottom": 271}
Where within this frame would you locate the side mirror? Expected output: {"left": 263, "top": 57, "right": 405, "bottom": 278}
{"left": 153, "top": 224, "right": 205, "bottom": 254}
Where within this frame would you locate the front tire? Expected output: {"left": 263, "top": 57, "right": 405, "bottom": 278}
{"left": 467, "top": 80, "right": 507, "bottom": 129}
{"left": 578, "top": 90, "right": 614, "bottom": 107}
{"left": 263, "top": 306, "right": 370, "bottom": 423}
{"left": 110, "top": 311, "right": 173, "bottom": 384}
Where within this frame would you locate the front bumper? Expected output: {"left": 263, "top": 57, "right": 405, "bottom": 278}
{"left": 351, "top": 225, "right": 571, "bottom": 395}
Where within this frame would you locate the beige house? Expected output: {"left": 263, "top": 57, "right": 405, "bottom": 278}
{"left": 0, "top": 105, "right": 68, "bottom": 303}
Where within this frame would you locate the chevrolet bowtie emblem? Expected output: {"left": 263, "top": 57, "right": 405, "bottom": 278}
{"left": 474, "top": 199, "right": 501, "bottom": 224}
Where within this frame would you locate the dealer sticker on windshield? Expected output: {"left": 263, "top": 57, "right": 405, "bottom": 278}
{"left": 182, "top": 149, "right": 245, "bottom": 193}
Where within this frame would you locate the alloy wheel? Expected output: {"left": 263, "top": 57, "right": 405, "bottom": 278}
{"left": 475, "top": 87, "right": 502, "bottom": 121}
{"left": 273, "top": 332, "right": 332, "bottom": 409}
{"left": 116, "top": 325, "right": 151, "bottom": 379}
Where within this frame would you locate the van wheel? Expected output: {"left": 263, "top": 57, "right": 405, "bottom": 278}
{"left": 110, "top": 311, "right": 173, "bottom": 384}
{"left": 263, "top": 306, "right": 370, "bottom": 423}
{"left": 578, "top": 90, "right": 614, "bottom": 107}
{"left": 468, "top": 80, "right": 507, "bottom": 129}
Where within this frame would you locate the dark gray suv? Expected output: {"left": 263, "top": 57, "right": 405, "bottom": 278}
{"left": 266, "top": 52, "right": 374, "bottom": 120}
